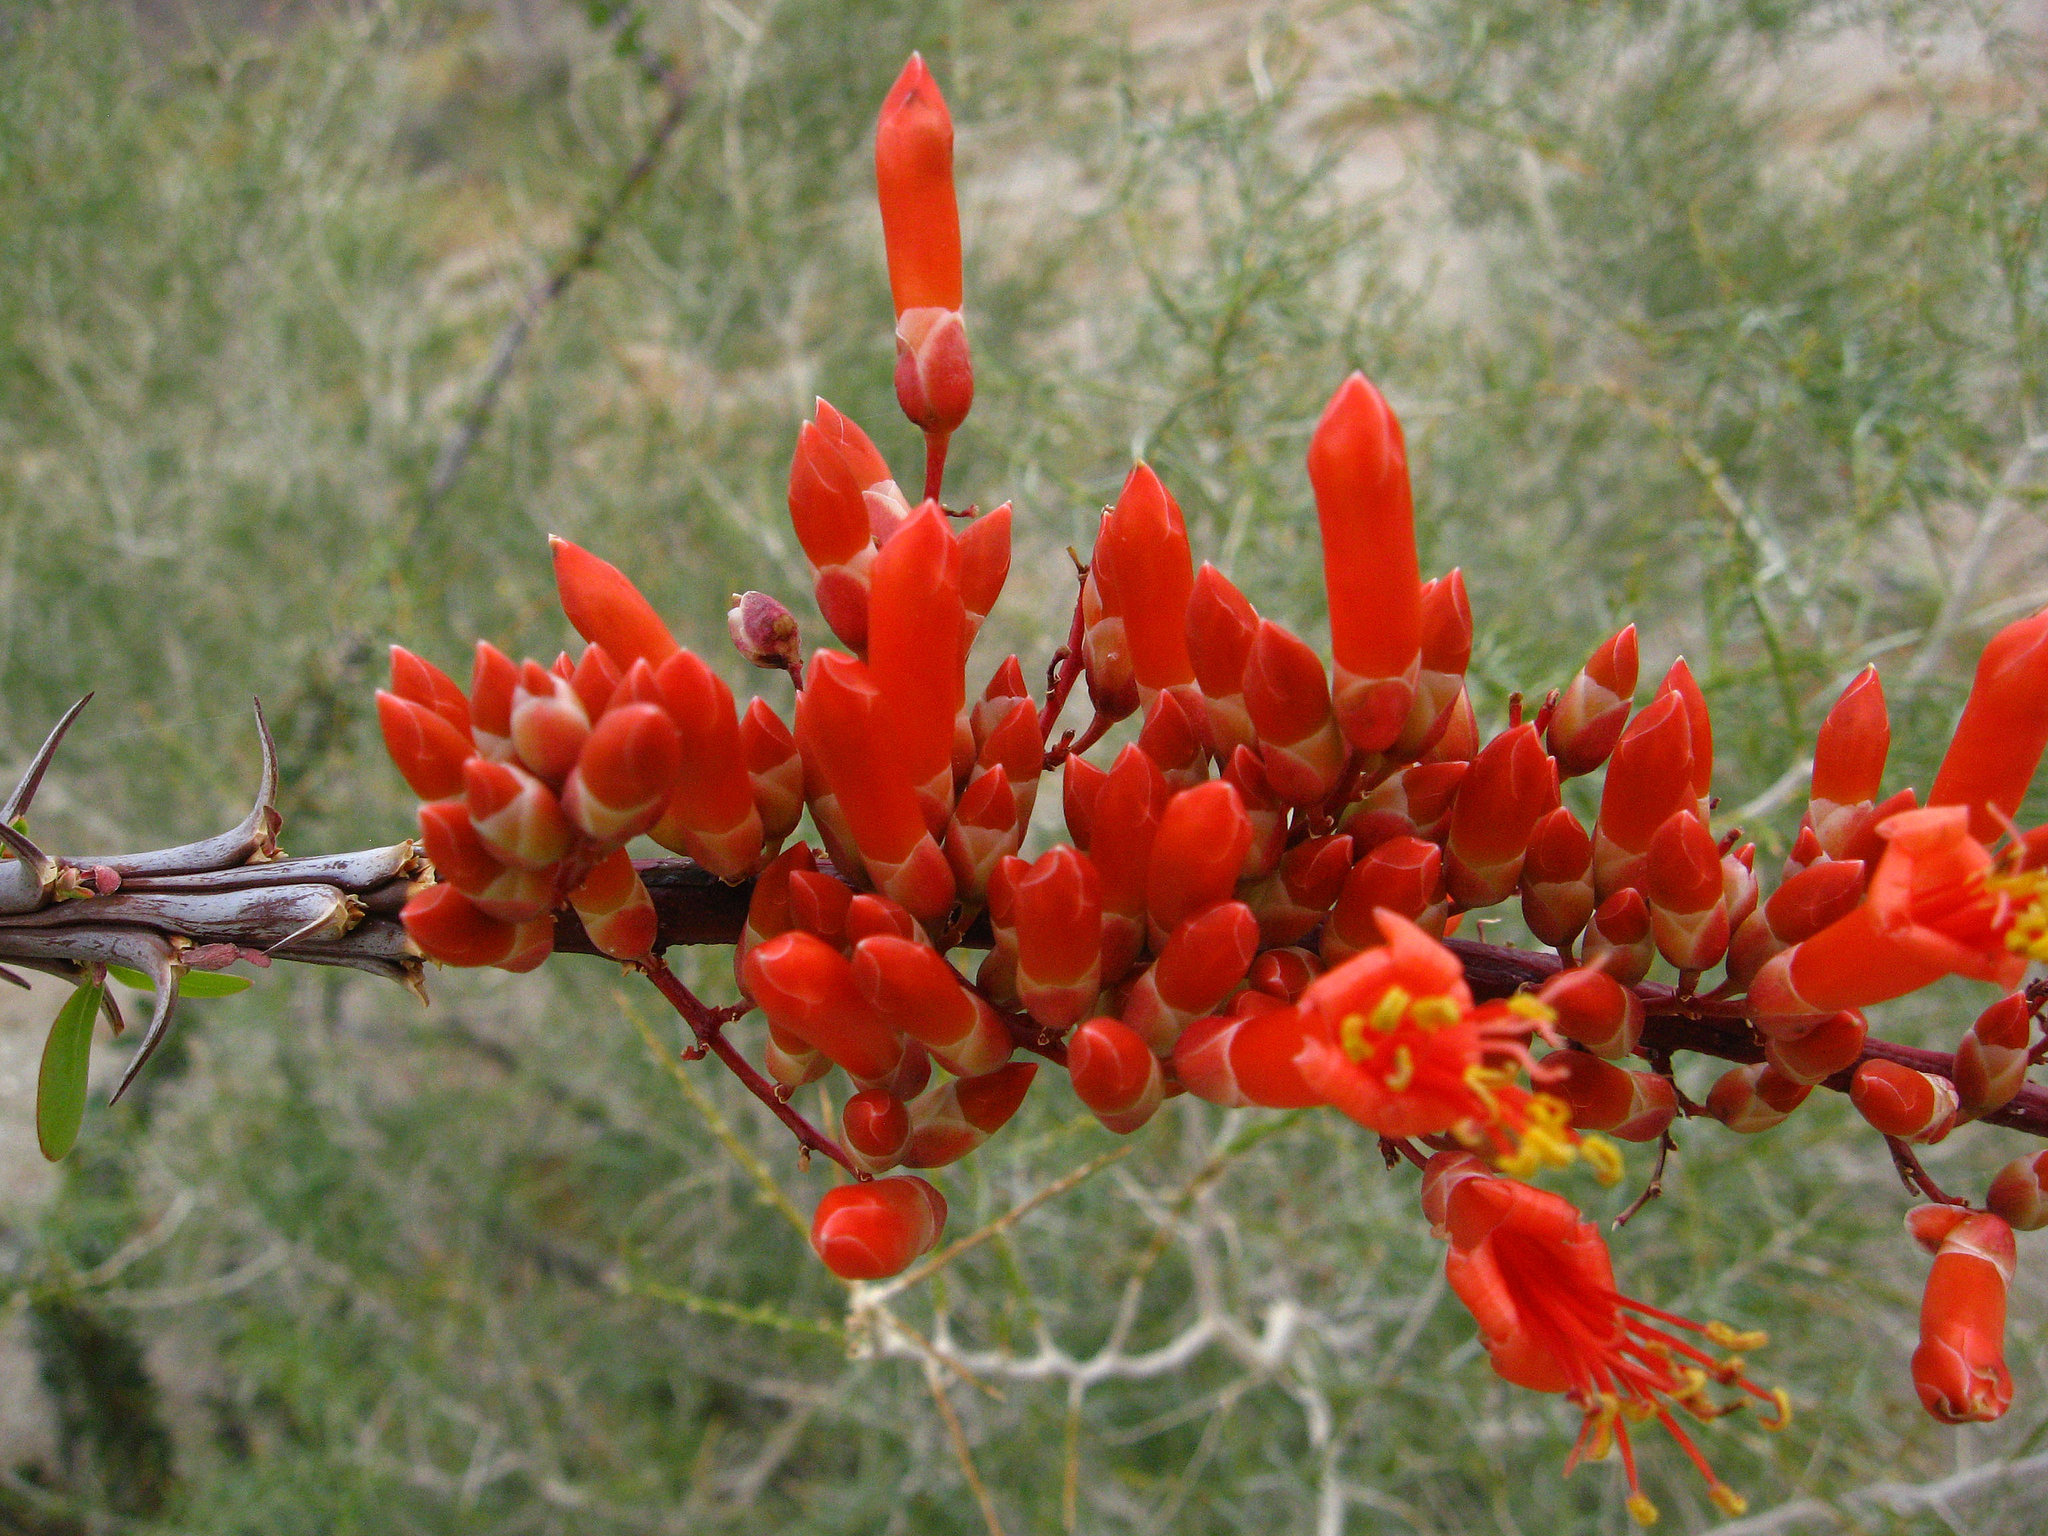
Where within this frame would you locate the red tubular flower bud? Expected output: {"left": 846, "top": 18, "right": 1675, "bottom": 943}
{"left": 1537, "top": 968, "right": 1643, "bottom": 1061}
{"left": 971, "top": 655, "right": 1030, "bottom": 742}
{"left": 402, "top": 882, "right": 528, "bottom": 969}
{"left": 894, "top": 290, "right": 973, "bottom": 440}
{"left": 377, "top": 692, "right": 474, "bottom": 801}
{"left": 1120, "top": 900, "right": 1258, "bottom": 1052}
{"left": 1850, "top": 1059, "right": 1958, "bottom": 1144}
{"left": 1912, "top": 1212, "right": 2016, "bottom": 1424}
{"left": 1660, "top": 658, "right": 1714, "bottom": 800}
{"left": 1243, "top": 620, "right": 1346, "bottom": 806}
{"left": 1811, "top": 665, "right": 1888, "bottom": 811}
{"left": 1582, "top": 888, "right": 1654, "bottom": 985}
{"left": 1091, "top": 746, "right": 1171, "bottom": 980}
{"left": 1520, "top": 806, "right": 1595, "bottom": 950}
{"left": 1547, "top": 625, "right": 1637, "bottom": 778}
{"left": 1321, "top": 835, "right": 1443, "bottom": 964}
{"left": 1422, "top": 686, "right": 1478, "bottom": 764}
{"left": 788, "top": 420, "right": 875, "bottom": 572}
{"left": 853, "top": 933, "right": 1012, "bottom": 1077}
{"left": 1548, "top": 1052, "right": 1664, "bottom": 1137}
{"left": 739, "top": 699, "right": 804, "bottom": 849}
{"left": 740, "top": 931, "right": 905, "bottom": 1082}
{"left": 738, "top": 843, "right": 816, "bottom": 967}
{"left": 876, "top": 53, "right": 961, "bottom": 315}
{"left": 1146, "top": 781, "right": 1253, "bottom": 947}
{"left": 1171, "top": 1002, "right": 1320, "bottom": 1109}
{"left": 648, "top": 651, "right": 765, "bottom": 881}
{"left": 464, "top": 758, "right": 572, "bottom": 872}
{"left": 845, "top": 893, "right": 918, "bottom": 946}
{"left": 1062, "top": 755, "right": 1106, "bottom": 849}
{"left": 868, "top": 504, "right": 967, "bottom": 827}
{"left": 814, "top": 397, "right": 894, "bottom": 491}
{"left": 389, "top": 647, "right": 471, "bottom": 737}
{"left": 842, "top": 1088, "right": 912, "bottom": 1173}
{"left": 902, "top": 1062, "right": 1038, "bottom": 1167}
{"left": 957, "top": 503, "right": 1011, "bottom": 633}
{"left": 1764, "top": 1008, "right": 1867, "bottom": 1086}
{"left": 1645, "top": 809, "right": 1730, "bottom": 972}
{"left": 1068, "top": 1017, "right": 1166, "bottom": 1133}
{"left": 1137, "top": 688, "right": 1208, "bottom": 792}
{"left": 1218, "top": 747, "right": 1286, "bottom": 880}
{"left": 1343, "top": 761, "right": 1468, "bottom": 852}
{"left": 810, "top": 1176, "right": 946, "bottom": 1281}
{"left": 416, "top": 801, "right": 547, "bottom": 921}
{"left": 567, "top": 645, "right": 620, "bottom": 722}
{"left": 1929, "top": 606, "right": 2048, "bottom": 841}
{"left": 1100, "top": 464, "right": 1196, "bottom": 700}
{"left": 1186, "top": 563, "right": 1261, "bottom": 758}
{"left": 788, "top": 869, "right": 852, "bottom": 945}
{"left": 1955, "top": 993, "right": 2033, "bottom": 1122}
{"left": 566, "top": 847, "right": 656, "bottom": 961}
{"left": 548, "top": 536, "right": 679, "bottom": 671}
{"left": 943, "top": 765, "right": 1023, "bottom": 899}
{"left": 469, "top": 642, "right": 517, "bottom": 759}
{"left": 1013, "top": 846, "right": 1104, "bottom": 1030}
{"left": 507, "top": 660, "right": 591, "bottom": 787}
{"left": 1394, "top": 570, "right": 1472, "bottom": 757}
{"left": 1728, "top": 856, "right": 1868, "bottom": 985}
{"left": 1593, "top": 690, "right": 1693, "bottom": 897}
{"left": 1704, "top": 1062, "right": 1810, "bottom": 1133}
{"left": 975, "top": 698, "right": 1042, "bottom": 828}
{"left": 1249, "top": 946, "right": 1321, "bottom": 1000}
{"left": 1310, "top": 373, "right": 1421, "bottom": 754}
{"left": 560, "top": 702, "right": 682, "bottom": 846}
{"left": 1244, "top": 832, "right": 1354, "bottom": 949}
{"left": 1445, "top": 724, "right": 1558, "bottom": 910}
{"left": 1986, "top": 1152, "right": 2048, "bottom": 1231}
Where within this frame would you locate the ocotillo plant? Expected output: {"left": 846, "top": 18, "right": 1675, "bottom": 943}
{"left": 6, "top": 52, "right": 2046, "bottom": 1525}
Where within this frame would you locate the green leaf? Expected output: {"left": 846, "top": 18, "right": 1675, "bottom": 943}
{"left": 37, "top": 980, "right": 102, "bottom": 1162}
{"left": 106, "top": 964, "right": 252, "bottom": 998}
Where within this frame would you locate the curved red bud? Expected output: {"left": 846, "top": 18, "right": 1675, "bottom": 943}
{"left": 567, "top": 846, "right": 657, "bottom": 960}
{"left": 1812, "top": 665, "right": 1889, "bottom": 809}
{"left": 1851, "top": 1059, "right": 1959, "bottom": 1144}
{"left": 1069, "top": 1017, "right": 1165, "bottom": 1133}
{"left": 377, "top": 692, "right": 473, "bottom": 801}
{"left": 1660, "top": 658, "right": 1714, "bottom": 799}
{"left": 1912, "top": 1212, "right": 2015, "bottom": 1424}
{"left": 1243, "top": 620, "right": 1345, "bottom": 806}
{"left": 1547, "top": 626, "right": 1636, "bottom": 778}
{"left": 958, "top": 503, "right": 1012, "bottom": 624}
{"left": 741, "top": 931, "right": 905, "bottom": 1082}
{"left": 1929, "top": 607, "right": 2048, "bottom": 840}
{"left": 1146, "top": 781, "right": 1253, "bottom": 944}
{"left": 788, "top": 421, "right": 874, "bottom": 571}
{"left": 389, "top": 647, "right": 471, "bottom": 737}
{"left": 549, "top": 537, "right": 679, "bottom": 670}
{"left": 810, "top": 1176, "right": 946, "bottom": 1280}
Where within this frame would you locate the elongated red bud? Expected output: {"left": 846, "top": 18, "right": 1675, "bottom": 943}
{"left": 1850, "top": 1059, "right": 1959, "bottom": 1143}
{"left": 1660, "top": 658, "right": 1714, "bottom": 799}
{"left": 1090, "top": 746, "right": 1170, "bottom": 977}
{"left": 1062, "top": 755, "right": 1107, "bottom": 848}
{"left": 845, "top": 893, "right": 918, "bottom": 946}
{"left": 842, "top": 1089, "right": 912, "bottom": 1173}
{"left": 943, "top": 766, "right": 1022, "bottom": 899}
{"left": 1068, "top": 1018, "right": 1166, "bottom": 1133}
{"left": 1171, "top": 1002, "right": 1320, "bottom": 1109}
{"left": 1547, "top": 1053, "right": 1675, "bottom": 1141}
{"left": 403, "top": 882, "right": 533, "bottom": 970}
{"left": 508, "top": 661, "right": 590, "bottom": 786}
{"left": 1394, "top": 569, "right": 1471, "bottom": 757}
{"left": 1137, "top": 688, "right": 1207, "bottom": 791}
{"left": 1146, "top": 781, "right": 1253, "bottom": 945}
{"left": 740, "top": 698, "right": 805, "bottom": 847}
{"left": 810, "top": 1176, "right": 946, "bottom": 1280}
{"left": 1013, "top": 846, "right": 1103, "bottom": 1030}
{"left": 789, "top": 419, "right": 875, "bottom": 571}
{"left": 1548, "top": 625, "right": 1637, "bottom": 778}
{"left": 377, "top": 692, "right": 473, "bottom": 801}
{"left": 1245, "top": 831, "right": 1354, "bottom": 949}
{"left": 416, "top": 801, "right": 539, "bottom": 919}
{"left": 876, "top": 54, "right": 961, "bottom": 314}
{"left": 1080, "top": 515, "right": 1139, "bottom": 723}
{"left": 1955, "top": 993, "right": 2032, "bottom": 1122}
{"left": 1930, "top": 607, "right": 2048, "bottom": 840}
{"left": 1321, "top": 836, "right": 1442, "bottom": 964}
{"left": 1520, "top": 805, "right": 1595, "bottom": 950}
{"left": 1704, "top": 1062, "right": 1809, "bottom": 1133}
{"left": 1186, "top": 563, "right": 1260, "bottom": 758}
{"left": 565, "top": 645, "right": 620, "bottom": 722}
{"left": 741, "top": 931, "right": 905, "bottom": 1082}
{"left": 1764, "top": 1008, "right": 1867, "bottom": 1085}
{"left": 738, "top": 842, "right": 818, "bottom": 986}
{"left": 389, "top": 647, "right": 471, "bottom": 737}
{"left": 957, "top": 503, "right": 1011, "bottom": 629}
{"left": 1912, "top": 1212, "right": 2015, "bottom": 1423}
{"left": 899, "top": 1062, "right": 1037, "bottom": 1168}
{"left": 547, "top": 536, "right": 679, "bottom": 673}
{"left": 1811, "top": 665, "right": 1888, "bottom": 809}
{"left": 1421, "top": 686, "right": 1477, "bottom": 764}
{"left": 975, "top": 698, "right": 1042, "bottom": 829}
{"left": 1120, "top": 900, "right": 1258, "bottom": 1051}
{"left": 854, "top": 934, "right": 1013, "bottom": 1077}
{"left": 650, "top": 651, "right": 765, "bottom": 881}
{"left": 1645, "top": 808, "right": 1729, "bottom": 971}
{"left": 1582, "top": 887, "right": 1654, "bottom": 985}
{"left": 1343, "top": 760, "right": 1468, "bottom": 852}
{"left": 814, "top": 397, "right": 894, "bottom": 490}
{"left": 1594, "top": 690, "right": 1693, "bottom": 896}
{"left": 1444, "top": 723, "right": 1557, "bottom": 909}
{"left": 1101, "top": 464, "right": 1196, "bottom": 698}
{"left": 465, "top": 757, "right": 573, "bottom": 871}
{"left": 1310, "top": 373, "right": 1420, "bottom": 753}
{"left": 1538, "top": 968, "right": 1643, "bottom": 1060}
{"left": 469, "top": 641, "right": 517, "bottom": 758}
{"left": 566, "top": 847, "right": 657, "bottom": 960}
{"left": 1986, "top": 1152, "right": 2048, "bottom": 1230}
{"left": 561, "top": 702, "right": 682, "bottom": 845}
{"left": 788, "top": 869, "right": 852, "bottom": 944}
{"left": 1243, "top": 620, "right": 1345, "bottom": 806}
{"left": 868, "top": 504, "right": 966, "bottom": 824}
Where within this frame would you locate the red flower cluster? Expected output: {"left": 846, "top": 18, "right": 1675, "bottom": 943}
{"left": 375, "top": 50, "right": 2048, "bottom": 1514}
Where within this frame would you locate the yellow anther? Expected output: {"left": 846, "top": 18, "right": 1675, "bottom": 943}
{"left": 1990, "top": 871, "right": 2048, "bottom": 962}
{"left": 1627, "top": 1493, "right": 1659, "bottom": 1527}
{"left": 1582, "top": 1135, "right": 1625, "bottom": 1187}
{"left": 1339, "top": 1012, "right": 1370, "bottom": 1062}
{"left": 1620, "top": 1399, "right": 1655, "bottom": 1423}
{"left": 1528, "top": 1093, "right": 1570, "bottom": 1129}
{"left": 1507, "top": 992, "right": 1556, "bottom": 1025}
{"left": 1707, "top": 1322, "right": 1767, "bottom": 1352}
{"left": 1584, "top": 1396, "right": 1620, "bottom": 1462}
{"left": 1711, "top": 1357, "right": 1746, "bottom": 1383}
{"left": 1758, "top": 1386, "right": 1793, "bottom": 1431}
{"left": 1708, "top": 1484, "right": 1748, "bottom": 1518}
{"left": 1384, "top": 1046, "right": 1416, "bottom": 1093}
{"left": 1370, "top": 986, "right": 1412, "bottom": 1033}
{"left": 1412, "top": 994, "right": 1463, "bottom": 1030}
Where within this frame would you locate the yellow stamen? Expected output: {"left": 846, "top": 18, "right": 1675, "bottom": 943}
{"left": 1627, "top": 1493, "right": 1659, "bottom": 1527}
{"left": 1507, "top": 992, "right": 1556, "bottom": 1025}
{"left": 1707, "top": 1322, "right": 1767, "bottom": 1351}
{"left": 1584, "top": 1395, "right": 1620, "bottom": 1462}
{"left": 1708, "top": 1484, "right": 1748, "bottom": 1517}
{"left": 1411, "top": 994, "right": 1463, "bottom": 1029}
{"left": 1758, "top": 1387, "right": 1793, "bottom": 1431}
{"left": 1582, "top": 1135, "right": 1624, "bottom": 1187}
{"left": 1384, "top": 1045, "right": 1415, "bottom": 1093}
{"left": 1990, "top": 870, "right": 2048, "bottom": 963}
{"left": 1370, "top": 985, "right": 1412, "bottom": 1033}
{"left": 1339, "top": 1012, "right": 1369, "bottom": 1062}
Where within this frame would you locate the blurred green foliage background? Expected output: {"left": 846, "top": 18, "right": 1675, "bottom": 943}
{"left": 1, "top": 1, "right": 2045, "bottom": 1531}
